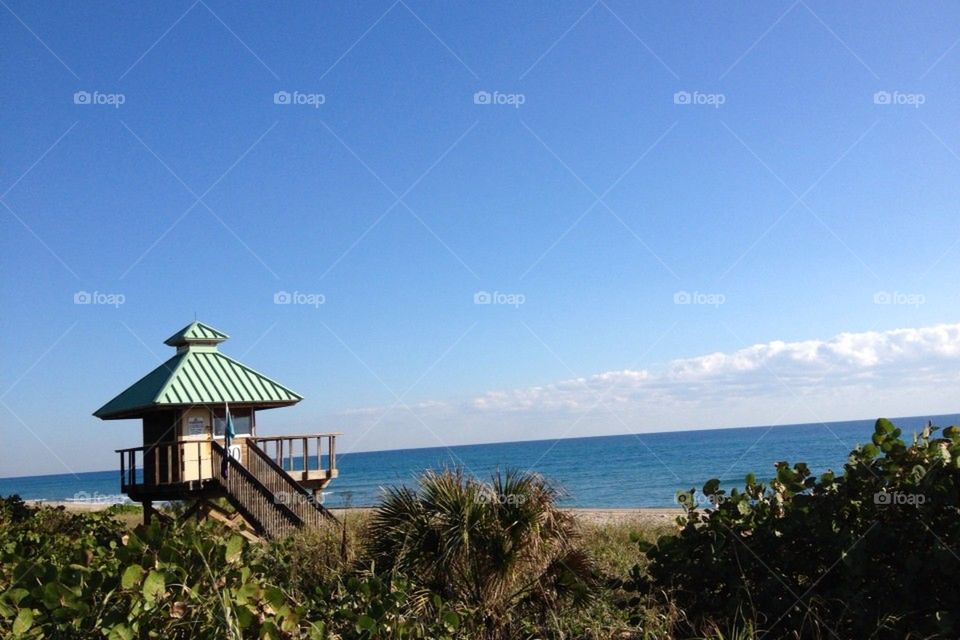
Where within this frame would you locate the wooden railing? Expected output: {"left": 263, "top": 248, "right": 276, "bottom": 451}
{"left": 116, "top": 440, "right": 211, "bottom": 489}
{"left": 249, "top": 433, "right": 339, "bottom": 478}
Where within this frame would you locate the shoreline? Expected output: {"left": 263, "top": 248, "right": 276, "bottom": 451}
{"left": 26, "top": 500, "right": 682, "bottom": 524}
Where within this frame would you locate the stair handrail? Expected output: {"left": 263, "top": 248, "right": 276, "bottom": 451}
{"left": 210, "top": 441, "right": 302, "bottom": 537}
{"left": 244, "top": 439, "right": 335, "bottom": 524}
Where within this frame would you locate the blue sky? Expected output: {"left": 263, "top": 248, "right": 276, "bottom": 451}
{"left": 2, "top": 1, "right": 960, "bottom": 477}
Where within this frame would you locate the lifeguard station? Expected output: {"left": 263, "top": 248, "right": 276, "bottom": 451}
{"left": 95, "top": 321, "right": 339, "bottom": 538}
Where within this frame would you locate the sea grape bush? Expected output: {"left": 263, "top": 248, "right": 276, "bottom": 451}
{"left": 0, "top": 500, "right": 312, "bottom": 638}
{"left": 0, "top": 498, "right": 460, "bottom": 639}
{"left": 296, "top": 574, "right": 462, "bottom": 640}
{"left": 634, "top": 418, "right": 960, "bottom": 639}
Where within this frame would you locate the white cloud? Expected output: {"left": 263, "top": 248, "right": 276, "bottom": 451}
{"left": 471, "top": 323, "right": 960, "bottom": 412}
{"left": 335, "top": 323, "right": 960, "bottom": 451}
{"left": 675, "top": 323, "right": 960, "bottom": 376}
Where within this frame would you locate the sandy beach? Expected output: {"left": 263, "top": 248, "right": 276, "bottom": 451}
{"left": 26, "top": 500, "right": 127, "bottom": 512}
{"left": 28, "top": 500, "right": 682, "bottom": 526}
{"left": 565, "top": 507, "right": 682, "bottom": 526}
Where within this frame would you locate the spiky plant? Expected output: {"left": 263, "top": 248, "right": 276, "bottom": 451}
{"left": 368, "top": 468, "right": 594, "bottom": 638}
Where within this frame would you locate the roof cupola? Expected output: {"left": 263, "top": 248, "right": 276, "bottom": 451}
{"left": 163, "top": 321, "right": 230, "bottom": 353}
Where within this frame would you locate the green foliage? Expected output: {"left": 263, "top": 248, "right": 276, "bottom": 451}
{"left": 368, "top": 469, "right": 596, "bottom": 639}
{"left": 268, "top": 513, "right": 464, "bottom": 639}
{"left": 633, "top": 419, "right": 960, "bottom": 639}
{"left": 299, "top": 572, "right": 464, "bottom": 639}
{"left": 0, "top": 498, "right": 469, "bottom": 639}
{"left": 9, "top": 418, "right": 953, "bottom": 640}
{"left": 0, "top": 495, "right": 33, "bottom": 526}
{"left": 0, "top": 500, "right": 309, "bottom": 638}
{"left": 271, "top": 517, "right": 358, "bottom": 592}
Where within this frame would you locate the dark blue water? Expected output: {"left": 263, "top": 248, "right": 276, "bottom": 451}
{"left": 2, "top": 414, "right": 956, "bottom": 508}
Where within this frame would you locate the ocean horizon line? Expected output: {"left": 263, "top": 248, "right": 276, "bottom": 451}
{"left": 2, "top": 410, "right": 956, "bottom": 483}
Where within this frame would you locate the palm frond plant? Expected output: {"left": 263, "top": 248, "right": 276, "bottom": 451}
{"left": 368, "top": 468, "right": 595, "bottom": 638}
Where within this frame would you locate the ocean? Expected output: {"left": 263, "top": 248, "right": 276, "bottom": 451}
{"left": 2, "top": 414, "right": 956, "bottom": 509}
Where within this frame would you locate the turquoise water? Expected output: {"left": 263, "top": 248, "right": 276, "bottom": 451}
{"left": 2, "top": 414, "right": 956, "bottom": 508}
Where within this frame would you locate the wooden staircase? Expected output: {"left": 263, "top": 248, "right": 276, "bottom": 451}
{"left": 210, "top": 440, "right": 333, "bottom": 538}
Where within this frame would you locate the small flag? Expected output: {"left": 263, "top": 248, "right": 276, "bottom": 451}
{"left": 221, "top": 403, "right": 236, "bottom": 478}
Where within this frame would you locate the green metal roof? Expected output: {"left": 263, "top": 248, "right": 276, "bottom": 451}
{"left": 94, "top": 323, "right": 302, "bottom": 420}
{"left": 164, "top": 321, "right": 229, "bottom": 347}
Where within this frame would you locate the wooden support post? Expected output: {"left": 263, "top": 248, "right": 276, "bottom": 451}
{"left": 328, "top": 435, "right": 336, "bottom": 474}
{"left": 143, "top": 501, "right": 154, "bottom": 526}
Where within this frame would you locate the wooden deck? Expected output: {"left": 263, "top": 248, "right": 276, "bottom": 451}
{"left": 115, "top": 433, "right": 340, "bottom": 537}
{"left": 250, "top": 434, "right": 339, "bottom": 490}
